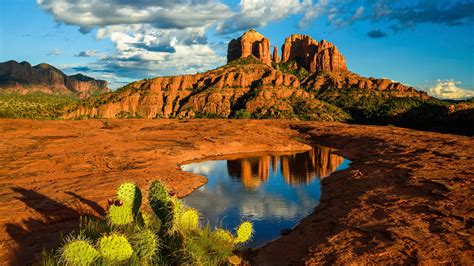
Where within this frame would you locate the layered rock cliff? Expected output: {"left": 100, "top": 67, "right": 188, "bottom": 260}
{"left": 65, "top": 29, "right": 427, "bottom": 120}
{"left": 0, "top": 60, "right": 109, "bottom": 98}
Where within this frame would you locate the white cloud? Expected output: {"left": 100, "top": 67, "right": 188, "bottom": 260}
{"left": 299, "top": 0, "right": 331, "bottom": 28}
{"left": 218, "top": 0, "right": 312, "bottom": 33}
{"left": 37, "top": 0, "right": 232, "bottom": 32}
{"left": 351, "top": 6, "right": 364, "bottom": 22}
{"left": 92, "top": 25, "right": 225, "bottom": 81}
{"left": 427, "top": 79, "right": 474, "bottom": 100}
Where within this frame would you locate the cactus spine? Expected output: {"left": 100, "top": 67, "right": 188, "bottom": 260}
{"left": 61, "top": 239, "right": 99, "bottom": 266}
{"left": 117, "top": 182, "right": 142, "bottom": 216}
{"left": 213, "top": 229, "right": 235, "bottom": 245}
{"left": 98, "top": 233, "right": 133, "bottom": 263}
{"left": 129, "top": 229, "right": 158, "bottom": 260}
{"left": 108, "top": 204, "right": 134, "bottom": 225}
{"left": 176, "top": 208, "right": 199, "bottom": 232}
{"left": 148, "top": 181, "right": 175, "bottom": 230}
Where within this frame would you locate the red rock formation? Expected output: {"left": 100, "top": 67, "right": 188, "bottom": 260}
{"left": 65, "top": 30, "right": 427, "bottom": 119}
{"left": 281, "top": 34, "right": 347, "bottom": 73}
{"left": 272, "top": 46, "right": 280, "bottom": 63}
{"left": 227, "top": 29, "right": 271, "bottom": 65}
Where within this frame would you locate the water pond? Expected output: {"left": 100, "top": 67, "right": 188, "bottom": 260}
{"left": 180, "top": 145, "right": 350, "bottom": 248}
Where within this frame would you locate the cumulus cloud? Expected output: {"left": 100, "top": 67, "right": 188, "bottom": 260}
{"left": 382, "top": 0, "right": 474, "bottom": 29}
{"left": 360, "top": 0, "right": 474, "bottom": 33}
{"left": 218, "top": 0, "right": 311, "bottom": 34}
{"left": 94, "top": 42, "right": 226, "bottom": 81}
{"left": 36, "top": 0, "right": 232, "bottom": 32}
{"left": 300, "top": 0, "right": 474, "bottom": 36}
{"left": 427, "top": 79, "right": 474, "bottom": 100}
{"left": 299, "top": 0, "right": 331, "bottom": 28}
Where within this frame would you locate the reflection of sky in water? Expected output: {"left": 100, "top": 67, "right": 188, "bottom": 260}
{"left": 180, "top": 146, "right": 350, "bottom": 248}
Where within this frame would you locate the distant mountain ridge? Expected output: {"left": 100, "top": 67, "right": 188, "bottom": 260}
{"left": 0, "top": 60, "right": 109, "bottom": 98}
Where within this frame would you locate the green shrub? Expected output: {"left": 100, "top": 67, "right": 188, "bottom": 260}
{"left": 0, "top": 91, "right": 78, "bottom": 119}
{"left": 233, "top": 109, "right": 253, "bottom": 119}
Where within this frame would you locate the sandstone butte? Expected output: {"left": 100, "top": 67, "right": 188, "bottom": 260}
{"left": 64, "top": 29, "right": 427, "bottom": 119}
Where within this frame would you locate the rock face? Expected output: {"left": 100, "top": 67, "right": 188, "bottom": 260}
{"left": 0, "top": 60, "right": 109, "bottom": 97}
{"left": 227, "top": 29, "right": 271, "bottom": 65}
{"left": 66, "top": 30, "right": 427, "bottom": 120}
{"left": 272, "top": 46, "right": 280, "bottom": 63}
{"left": 281, "top": 34, "right": 347, "bottom": 73}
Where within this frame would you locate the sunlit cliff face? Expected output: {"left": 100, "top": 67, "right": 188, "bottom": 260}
{"left": 226, "top": 145, "right": 345, "bottom": 188}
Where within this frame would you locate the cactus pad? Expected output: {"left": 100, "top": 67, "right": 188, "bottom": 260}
{"left": 148, "top": 181, "right": 174, "bottom": 230}
{"left": 176, "top": 208, "right": 199, "bottom": 232}
{"left": 61, "top": 239, "right": 99, "bottom": 266}
{"left": 108, "top": 204, "right": 134, "bottom": 225}
{"left": 235, "top": 221, "right": 253, "bottom": 244}
{"left": 117, "top": 182, "right": 142, "bottom": 215}
{"left": 129, "top": 229, "right": 158, "bottom": 260}
{"left": 212, "top": 229, "right": 234, "bottom": 245}
{"left": 98, "top": 233, "right": 133, "bottom": 263}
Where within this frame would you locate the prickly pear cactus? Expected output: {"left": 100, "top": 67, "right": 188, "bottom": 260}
{"left": 117, "top": 182, "right": 142, "bottom": 215}
{"left": 129, "top": 229, "right": 158, "bottom": 260}
{"left": 148, "top": 181, "right": 174, "bottom": 230}
{"left": 235, "top": 221, "right": 253, "bottom": 244}
{"left": 176, "top": 208, "right": 199, "bottom": 232}
{"left": 98, "top": 233, "right": 133, "bottom": 263}
{"left": 108, "top": 204, "right": 134, "bottom": 225}
{"left": 212, "top": 229, "right": 234, "bottom": 245}
{"left": 136, "top": 211, "right": 149, "bottom": 228}
{"left": 148, "top": 181, "right": 169, "bottom": 205}
{"left": 61, "top": 239, "right": 99, "bottom": 266}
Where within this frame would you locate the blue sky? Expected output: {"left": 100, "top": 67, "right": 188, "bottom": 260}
{"left": 1, "top": 0, "right": 473, "bottom": 99}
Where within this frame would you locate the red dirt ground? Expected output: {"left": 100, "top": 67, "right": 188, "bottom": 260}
{"left": 0, "top": 119, "right": 472, "bottom": 264}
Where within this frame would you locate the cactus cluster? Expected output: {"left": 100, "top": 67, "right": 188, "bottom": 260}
{"left": 48, "top": 180, "right": 253, "bottom": 265}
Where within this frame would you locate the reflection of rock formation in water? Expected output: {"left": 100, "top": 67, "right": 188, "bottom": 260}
{"left": 313, "top": 146, "right": 345, "bottom": 178}
{"left": 227, "top": 146, "right": 345, "bottom": 187}
{"left": 228, "top": 157, "right": 271, "bottom": 188}
{"left": 280, "top": 146, "right": 345, "bottom": 184}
